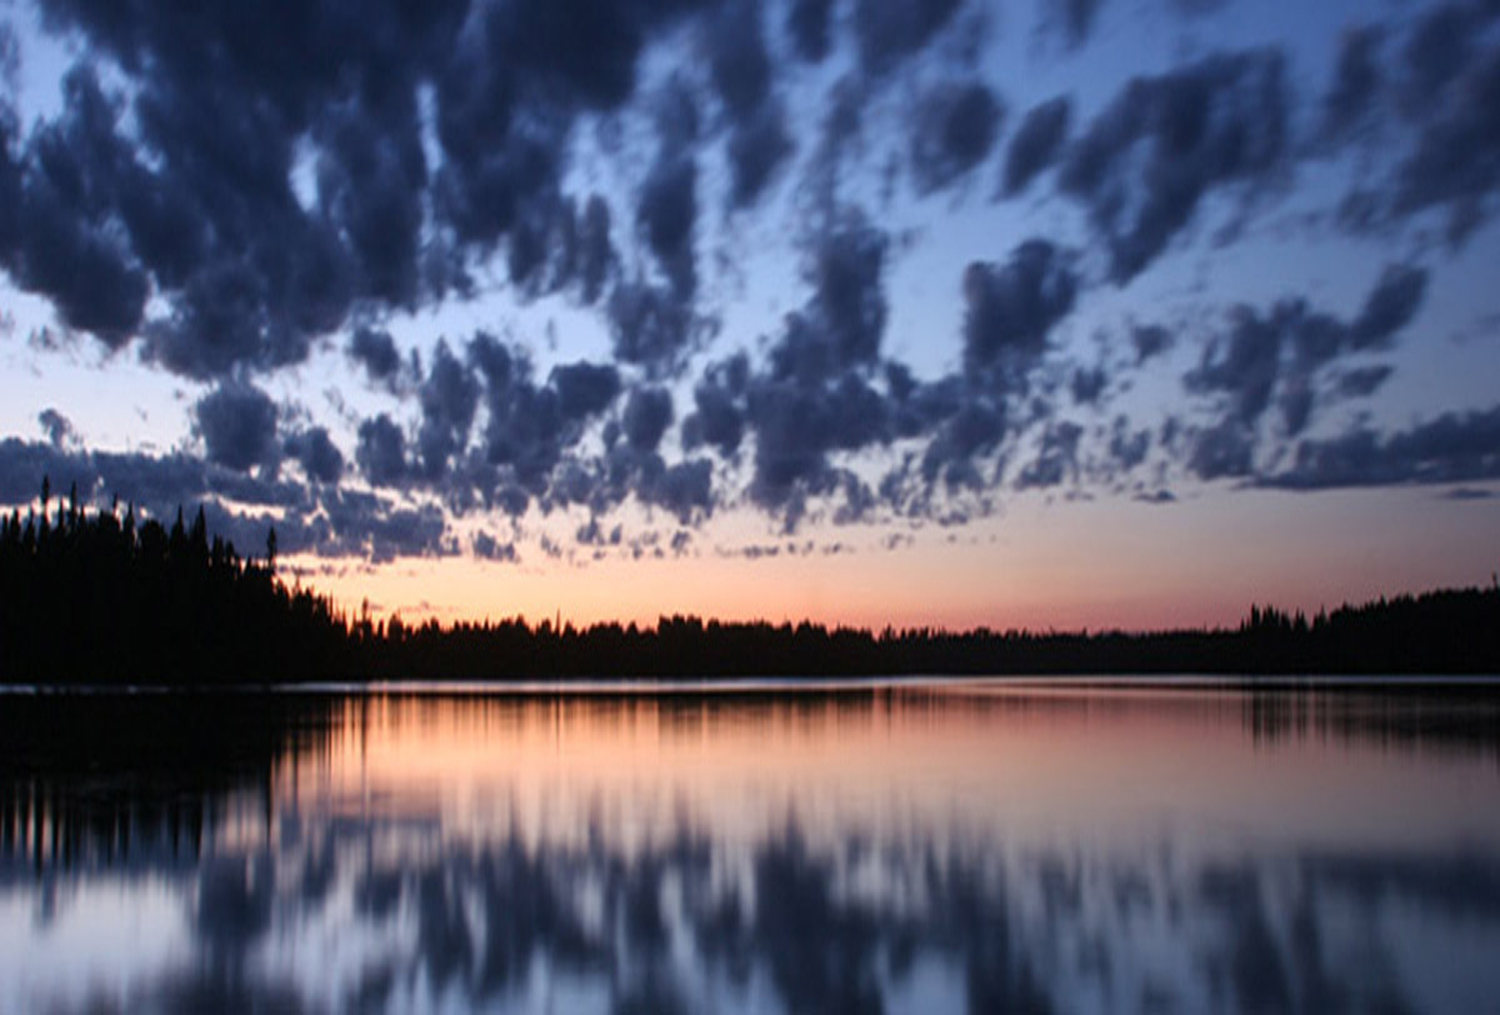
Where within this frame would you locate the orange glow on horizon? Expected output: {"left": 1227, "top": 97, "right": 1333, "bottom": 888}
{"left": 290, "top": 487, "right": 1497, "bottom": 634}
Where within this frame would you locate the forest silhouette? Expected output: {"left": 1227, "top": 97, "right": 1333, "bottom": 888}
{"left": 2, "top": 480, "right": 1497, "bottom": 684}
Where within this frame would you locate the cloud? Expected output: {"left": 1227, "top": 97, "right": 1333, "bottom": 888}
{"left": 37, "top": 408, "right": 75, "bottom": 449}
{"left": 1131, "top": 324, "right": 1172, "bottom": 364}
{"left": 1015, "top": 421, "right": 1083, "bottom": 489}
{"left": 348, "top": 326, "right": 402, "bottom": 387}
{"left": 746, "top": 371, "right": 889, "bottom": 509}
{"left": 1040, "top": 0, "right": 1106, "bottom": 47}
{"left": 707, "top": 1, "right": 772, "bottom": 119}
{"left": 1184, "top": 306, "right": 1283, "bottom": 426}
{"left": 318, "top": 489, "right": 451, "bottom": 563}
{"left": 918, "top": 398, "right": 1007, "bottom": 490}
{"left": 1107, "top": 415, "right": 1151, "bottom": 472}
{"left": 6, "top": 0, "right": 724, "bottom": 381}
{"left": 1320, "top": 25, "right": 1384, "bottom": 146}
{"left": 727, "top": 101, "right": 794, "bottom": 208}
{"left": 0, "top": 0, "right": 1485, "bottom": 556}
{"left": 852, "top": 0, "right": 967, "bottom": 76}
{"left": 802, "top": 216, "right": 890, "bottom": 367}
{"left": 1, "top": 66, "right": 148, "bottom": 345}
{"left": 1185, "top": 264, "right": 1428, "bottom": 437}
{"left": 637, "top": 152, "right": 698, "bottom": 297}
{"left": 1335, "top": 365, "right": 1394, "bottom": 399}
{"left": 608, "top": 280, "right": 698, "bottom": 371}
{"left": 622, "top": 387, "right": 675, "bottom": 453}
{"left": 1185, "top": 418, "right": 1256, "bottom": 480}
{"left": 787, "top": 0, "right": 835, "bottom": 63}
{"left": 909, "top": 80, "right": 1004, "bottom": 194}
{"left": 0, "top": 434, "right": 442, "bottom": 561}
{"left": 356, "top": 415, "right": 408, "bottom": 488}
{"left": 1071, "top": 366, "right": 1107, "bottom": 405}
{"left": 472, "top": 531, "right": 519, "bottom": 563}
{"left": 962, "top": 240, "right": 1078, "bottom": 382}
{"left": 284, "top": 427, "right": 344, "bottom": 486}
{"left": 1264, "top": 404, "right": 1500, "bottom": 490}
{"left": 415, "top": 341, "right": 480, "bottom": 481}
{"left": 1059, "top": 49, "right": 1289, "bottom": 284}
{"left": 1385, "top": 10, "right": 1500, "bottom": 242}
{"left": 195, "top": 382, "right": 281, "bottom": 474}
{"left": 551, "top": 361, "right": 622, "bottom": 422}
{"left": 1001, "top": 96, "right": 1070, "bottom": 197}
{"left": 1349, "top": 263, "right": 1428, "bottom": 349}
{"left": 682, "top": 354, "right": 749, "bottom": 457}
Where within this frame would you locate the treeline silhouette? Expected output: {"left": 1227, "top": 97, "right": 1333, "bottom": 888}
{"left": 2, "top": 480, "right": 1498, "bottom": 684}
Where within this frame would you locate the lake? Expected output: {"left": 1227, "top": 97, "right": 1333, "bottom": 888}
{"left": 1, "top": 680, "right": 1498, "bottom": 1014}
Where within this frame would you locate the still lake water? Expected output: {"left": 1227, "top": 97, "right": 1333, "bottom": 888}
{"left": 1, "top": 680, "right": 1498, "bottom": 1014}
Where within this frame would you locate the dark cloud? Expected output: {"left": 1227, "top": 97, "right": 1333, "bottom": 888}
{"left": 1001, "top": 96, "right": 1070, "bottom": 197}
{"left": 315, "top": 89, "right": 427, "bottom": 308}
{"left": 459, "top": 335, "right": 624, "bottom": 509}
{"left": 472, "top": 531, "right": 519, "bottom": 563}
{"left": 853, "top": 0, "right": 966, "bottom": 76}
{"left": 284, "top": 427, "right": 344, "bottom": 486}
{"left": 728, "top": 102, "right": 794, "bottom": 208}
{"left": 319, "top": 488, "right": 450, "bottom": 563}
{"left": 1040, "top": 0, "right": 1105, "bottom": 47}
{"left": 1185, "top": 306, "right": 1283, "bottom": 426}
{"left": 1131, "top": 324, "right": 1172, "bottom": 364}
{"left": 744, "top": 372, "right": 888, "bottom": 509}
{"left": 2, "top": 66, "right": 148, "bottom": 345}
{"left": 918, "top": 399, "right": 1007, "bottom": 490}
{"left": 38, "top": 408, "right": 75, "bottom": 449}
{"left": 804, "top": 217, "right": 890, "bottom": 367}
{"left": 9, "top": 0, "right": 735, "bottom": 381}
{"left": 910, "top": 81, "right": 1004, "bottom": 194}
{"left": 195, "top": 382, "right": 280, "bottom": 473}
{"left": 571, "top": 195, "right": 616, "bottom": 304}
{"left": 1335, "top": 364, "right": 1394, "bottom": 399}
{"left": 1398, "top": 3, "right": 1487, "bottom": 113}
{"left": 962, "top": 240, "right": 1078, "bottom": 382}
{"left": 415, "top": 341, "right": 480, "bottom": 481}
{"left": 623, "top": 387, "right": 675, "bottom": 453}
{"left": 642, "top": 458, "right": 715, "bottom": 523}
{"left": 1264, "top": 405, "right": 1500, "bottom": 490}
{"left": 356, "top": 414, "right": 408, "bottom": 487}
{"left": 1185, "top": 418, "right": 1256, "bottom": 480}
{"left": 1015, "top": 421, "right": 1083, "bottom": 489}
{"left": 551, "top": 361, "right": 622, "bottom": 422}
{"left": 1060, "top": 49, "right": 1288, "bottom": 284}
{"left": 708, "top": 1, "right": 772, "bottom": 119}
{"left": 787, "top": 0, "right": 836, "bottom": 62}
{"left": 1351, "top": 263, "right": 1429, "bottom": 349}
{"left": 1071, "top": 366, "right": 1107, "bottom": 405}
{"left": 1107, "top": 415, "right": 1151, "bottom": 471}
{"left": 349, "top": 326, "right": 402, "bottom": 386}
{"left": 1389, "top": 14, "right": 1500, "bottom": 242}
{"left": 0, "top": 434, "right": 442, "bottom": 562}
{"left": 1185, "top": 264, "right": 1427, "bottom": 436}
{"left": 637, "top": 154, "right": 698, "bottom": 297}
{"left": 682, "top": 354, "right": 749, "bottom": 456}
{"left": 609, "top": 281, "right": 698, "bottom": 370}
{"left": 1321, "top": 25, "right": 1384, "bottom": 145}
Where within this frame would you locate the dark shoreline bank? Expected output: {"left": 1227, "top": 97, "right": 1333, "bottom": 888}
{"left": 4, "top": 488, "right": 1499, "bottom": 685}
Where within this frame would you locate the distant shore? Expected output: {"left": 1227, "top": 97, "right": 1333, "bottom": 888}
{"left": 4, "top": 485, "right": 1499, "bottom": 684}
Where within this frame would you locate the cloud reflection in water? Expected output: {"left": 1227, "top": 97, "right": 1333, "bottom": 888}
{"left": 1, "top": 684, "right": 1498, "bottom": 1014}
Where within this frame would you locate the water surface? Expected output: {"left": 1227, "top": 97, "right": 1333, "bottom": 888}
{"left": 1, "top": 681, "right": 1498, "bottom": 1014}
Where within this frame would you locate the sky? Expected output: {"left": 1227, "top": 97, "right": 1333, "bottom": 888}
{"left": 0, "top": 0, "right": 1497, "bottom": 631}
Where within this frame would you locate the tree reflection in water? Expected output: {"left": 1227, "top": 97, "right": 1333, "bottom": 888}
{"left": 1, "top": 684, "right": 1498, "bottom": 1014}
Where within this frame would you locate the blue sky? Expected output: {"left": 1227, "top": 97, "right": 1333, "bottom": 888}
{"left": 0, "top": 0, "right": 1497, "bottom": 627}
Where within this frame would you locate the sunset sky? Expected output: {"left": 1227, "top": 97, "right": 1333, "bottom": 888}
{"left": 0, "top": 0, "right": 1497, "bottom": 630}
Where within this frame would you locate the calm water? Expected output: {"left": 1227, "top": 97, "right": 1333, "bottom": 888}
{"left": 1, "top": 681, "right": 1498, "bottom": 1014}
